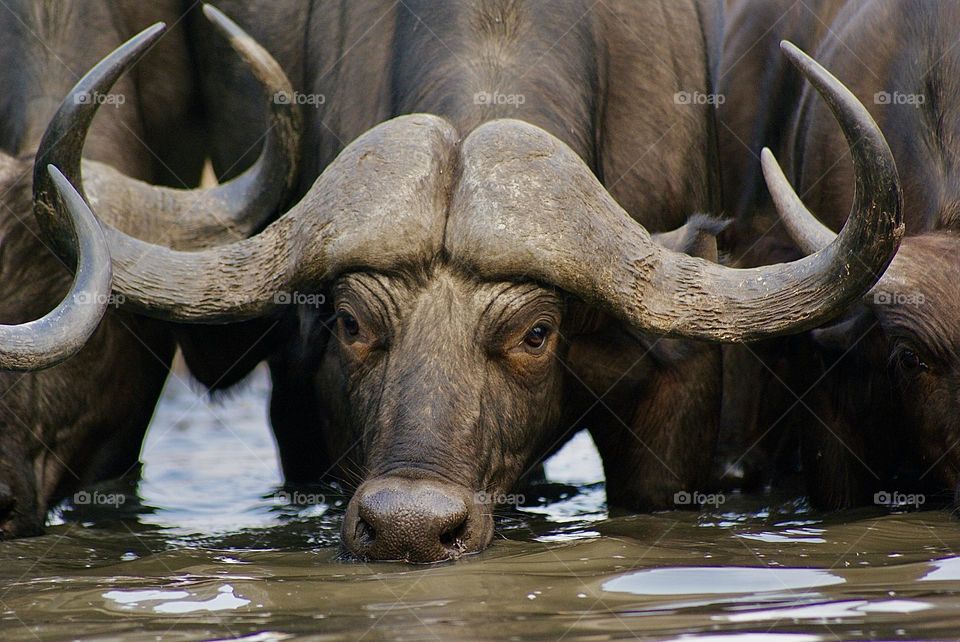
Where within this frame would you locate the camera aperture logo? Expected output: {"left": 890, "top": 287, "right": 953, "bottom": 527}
{"left": 874, "top": 91, "right": 925, "bottom": 107}
{"left": 274, "top": 490, "right": 326, "bottom": 505}
{"left": 872, "top": 290, "right": 925, "bottom": 307}
{"left": 274, "top": 291, "right": 326, "bottom": 307}
{"left": 74, "top": 490, "right": 125, "bottom": 507}
{"left": 473, "top": 90, "right": 526, "bottom": 107}
{"left": 73, "top": 91, "right": 126, "bottom": 108}
{"left": 273, "top": 90, "right": 326, "bottom": 107}
{"left": 476, "top": 491, "right": 525, "bottom": 506}
{"left": 874, "top": 490, "right": 925, "bottom": 509}
{"left": 674, "top": 291, "right": 712, "bottom": 307}
{"left": 74, "top": 291, "right": 125, "bottom": 308}
{"left": 674, "top": 490, "right": 725, "bottom": 507}
{"left": 674, "top": 91, "right": 725, "bottom": 106}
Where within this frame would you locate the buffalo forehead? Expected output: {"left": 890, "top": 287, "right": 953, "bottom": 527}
{"left": 326, "top": 117, "right": 635, "bottom": 286}
{"left": 442, "top": 119, "right": 657, "bottom": 284}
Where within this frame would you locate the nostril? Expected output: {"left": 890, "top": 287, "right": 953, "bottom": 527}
{"left": 439, "top": 514, "right": 470, "bottom": 551}
{"left": 355, "top": 516, "right": 376, "bottom": 547}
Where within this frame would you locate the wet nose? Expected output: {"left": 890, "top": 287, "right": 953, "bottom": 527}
{"left": 342, "top": 476, "right": 489, "bottom": 562}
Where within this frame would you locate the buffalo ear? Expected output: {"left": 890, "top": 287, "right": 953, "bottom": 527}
{"left": 652, "top": 214, "right": 730, "bottom": 262}
{"left": 810, "top": 305, "right": 876, "bottom": 353}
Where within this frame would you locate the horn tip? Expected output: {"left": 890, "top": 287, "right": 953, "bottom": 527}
{"left": 46, "top": 164, "right": 66, "bottom": 183}
{"left": 203, "top": 4, "right": 239, "bottom": 37}
{"left": 202, "top": 4, "right": 223, "bottom": 20}
{"left": 779, "top": 40, "right": 811, "bottom": 67}
{"left": 135, "top": 22, "right": 167, "bottom": 47}
{"left": 759, "top": 147, "right": 778, "bottom": 176}
{"left": 779, "top": 40, "right": 799, "bottom": 55}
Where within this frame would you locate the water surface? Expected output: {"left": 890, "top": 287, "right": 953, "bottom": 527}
{"left": 3, "top": 368, "right": 960, "bottom": 640}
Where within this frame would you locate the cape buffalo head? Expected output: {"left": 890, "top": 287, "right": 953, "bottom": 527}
{"left": 775, "top": 186, "right": 960, "bottom": 499}
{"left": 0, "top": 6, "right": 300, "bottom": 538}
{"left": 46, "top": 41, "right": 904, "bottom": 561}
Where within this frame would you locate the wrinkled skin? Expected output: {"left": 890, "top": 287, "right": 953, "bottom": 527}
{"left": 325, "top": 269, "right": 567, "bottom": 557}
{"left": 320, "top": 250, "right": 722, "bottom": 560}
{"left": 187, "top": 0, "right": 726, "bottom": 561}
{"left": 718, "top": 0, "right": 960, "bottom": 506}
{"left": 0, "top": 0, "right": 201, "bottom": 537}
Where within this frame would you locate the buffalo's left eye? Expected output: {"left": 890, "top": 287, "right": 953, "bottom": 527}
{"left": 523, "top": 325, "right": 549, "bottom": 350}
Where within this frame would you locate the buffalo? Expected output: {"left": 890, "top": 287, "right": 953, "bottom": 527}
{"left": 36, "top": 1, "right": 908, "bottom": 563}
{"left": 719, "top": 0, "right": 960, "bottom": 507}
{"left": 0, "top": 2, "right": 298, "bottom": 538}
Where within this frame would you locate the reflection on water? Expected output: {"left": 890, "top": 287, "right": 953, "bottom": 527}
{"left": 103, "top": 585, "right": 252, "bottom": 614}
{"left": 601, "top": 567, "right": 845, "bottom": 595}
{"left": 4, "top": 367, "right": 960, "bottom": 640}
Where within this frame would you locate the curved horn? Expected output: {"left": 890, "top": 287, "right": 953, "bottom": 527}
{"left": 33, "top": 5, "right": 301, "bottom": 257}
{"left": 445, "top": 42, "right": 901, "bottom": 343}
{"left": 762, "top": 43, "right": 908, "bottom": 295}
{"left": 764, "top": 149, "right": 912, "bottom": 296}
{"left": 762, "top": 148, "right": 837, "bottom": 255}
{"left": 67, "top": 115, "right": 456, "bottom": 322}
{"left": 1, "top": 166, "right": 112, "bottom": 371}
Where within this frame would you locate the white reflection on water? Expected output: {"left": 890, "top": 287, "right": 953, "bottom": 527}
{"left": 921, "top": 556, "right": 960, "bottom": 581}
{"left": 154, "top": 584, "right": 250, "bottom": 614}
{"left": 543, "top": 430, "right": 605, "bottom": 485}
{"left": 103, "top": 584, "right": 250, "bottom": 614}
{"left": 737, "top": 527, "right": 826, "bottom": 544}
{"left": 602, "top": 567, "right": 845, "bottom": 595}
{"left": 103, "top": 589, "right": 189, "bottom": 604}
{"left": 673, "top": 633, "right": 824, "bottom": 642}
{"left": 717, "top": 598, "right": 930, "bottom": 623}
{"left": 137, "top": 369, "right": 282, "bottom": 533}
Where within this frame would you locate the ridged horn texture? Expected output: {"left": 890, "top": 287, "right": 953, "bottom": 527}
{"left": 81, "top": 114, "right": 457, "bottom": 322}
{"left": 1, "top": 166, "right": 112, "bottom": 371}
{"left": 765, "top": 43, "right": 906, "bottom": 295}
{"left": 33, "top": 4, "right": 301, "bottom": 257}
{"left": 444, "top": 43, "right": 901, "bottom": 343}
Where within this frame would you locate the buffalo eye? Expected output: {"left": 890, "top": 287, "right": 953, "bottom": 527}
{"left": 339, "top": 311, "right": 360, "bottom": 337}
{"left": 523, "top": 325, "right": 550, "bottom": 351}
{"left": 898, "top": 348, "right": 928, "bottom": 373}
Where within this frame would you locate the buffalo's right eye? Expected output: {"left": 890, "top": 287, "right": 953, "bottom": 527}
{"left": 340, "top": 312, "right": 360, "bottom": 337}
{"left": 898, "top": 348, "right": 928, "bottom": 373}
{"left": 523, "top": 325, "right": 549, "bottom": 350}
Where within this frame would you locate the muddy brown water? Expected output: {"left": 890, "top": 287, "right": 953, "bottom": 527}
{"left": 3, "top": 368, "right": 960, "bottom": 640}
